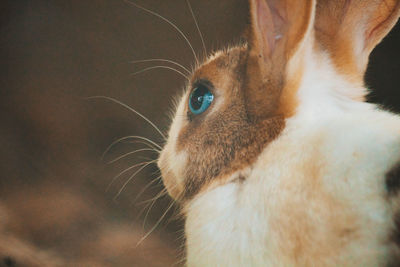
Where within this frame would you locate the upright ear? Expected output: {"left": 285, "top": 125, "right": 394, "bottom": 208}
{"left": 245, "top": 0, "right": 315, "bottom": 118}
{"left": 315, "top": 0, "right": 400, "bottom": 82}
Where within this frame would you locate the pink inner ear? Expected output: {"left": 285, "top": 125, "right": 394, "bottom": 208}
{"left": 256, "top": 0, "right": 287, "bottom": 58}
{"left": 257, "top": 0, "right": 275, "bottom": 56}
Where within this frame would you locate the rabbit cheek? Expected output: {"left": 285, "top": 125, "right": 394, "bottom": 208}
{"left": 177, "top": 114, "right": 285, "bottom": 200}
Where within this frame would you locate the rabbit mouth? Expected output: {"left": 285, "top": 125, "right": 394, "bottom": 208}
{"left": 157, "top": 145, "right": 187, "bottom": 200}
{"left": 160, "top": 168, "right": 183, "bottom": 200}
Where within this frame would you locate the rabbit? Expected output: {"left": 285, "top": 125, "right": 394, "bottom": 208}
{"left": 157, "top": 0, "right": 400, "bottom": 266}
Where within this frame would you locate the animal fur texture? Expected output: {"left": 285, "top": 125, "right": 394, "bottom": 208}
{"left": 158, "top": 0, "right": 400, "bottom": 265}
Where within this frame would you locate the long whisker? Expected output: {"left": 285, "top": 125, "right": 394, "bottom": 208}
{"left": 101, "top": 135, "right": 161, "bottom": 161}
{"left": 123, "top": 139, "right": 161, "bottom": 150}
{"left": 107, "top": 148, "right": 158, "bottom": 164}
{"left": 138, "top": 187, "right": 169, "bottom": 206}
{"left": 186, "top": 0, "right": 207, "bottom": 57}
{"left": 124, "top": 140, "right": 161, "bottom": 153}
{"left": 124, "top": 0, "right": 199, "bottom": 64}
{"left": 86, "top": 96, "right": 166, "bottom": 140}
{"left": 121, "top": 136, "right": 162, "bottom": 150}
{"left": 141, "top": 187, "right": 171, "bottom": 229}
{"left": 130, "top": 59, "right": 191, "bottom": 74}
{"left": 135, "top": 186, "right": 169, "bottom": 224}
{"left": 173, "top": 253, "right": 188, "bottom": 267}
{"left": 136, "top": 155, "right": 156, "bottom": 163}
{"left": 136, "top": 200, "right": 176, "bottom": 246}
{"left": 114, "top": 160, "right": 156, "bottom": 199}
{"left": 131, "top": 65, "right": 189, "bottom": 81}
{"left": 172, "top": 229, "right": 187, "bottom": 267}
{"left": 132, "top": 175, "right": 162, "bottom": 204}
{"left": 106, "top": 160, "right": 153, "bottom": 192}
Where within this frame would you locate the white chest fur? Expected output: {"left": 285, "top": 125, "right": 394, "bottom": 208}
{"left": 185, "top": 107, "right": 400, "bottom": 267}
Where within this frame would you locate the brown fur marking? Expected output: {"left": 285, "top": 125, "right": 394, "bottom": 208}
{"left": 177, "top": 47, "right": 285, "bottom": 199}
{"left": 386, "top": 163, "right": 400, "bottom": 196}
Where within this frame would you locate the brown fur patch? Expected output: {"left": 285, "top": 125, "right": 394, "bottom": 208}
{"left": 386, "top": 163, "right": 400, "bottom": 196}
{"left": 177, "top": 47, "right": 285, "bottom": 199}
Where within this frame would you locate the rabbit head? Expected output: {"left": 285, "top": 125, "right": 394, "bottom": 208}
{"left": 158, "top": 0, "right": 316, "bottom": 200}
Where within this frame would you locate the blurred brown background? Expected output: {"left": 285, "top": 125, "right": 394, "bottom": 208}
{"left": 0, "top": 0, "right": 399, "bottom": 266}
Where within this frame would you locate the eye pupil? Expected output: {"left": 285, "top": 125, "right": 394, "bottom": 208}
{"left": 189, "top": 84, "right": 214, "bottom": 115}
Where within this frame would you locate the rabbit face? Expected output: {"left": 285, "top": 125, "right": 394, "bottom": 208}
{"left": 158, "top": 46, "right": 286, "bottom": 201}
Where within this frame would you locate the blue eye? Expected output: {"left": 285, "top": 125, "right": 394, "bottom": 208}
{"left": 189, "top": 85, "right": 214, "bottom": 115}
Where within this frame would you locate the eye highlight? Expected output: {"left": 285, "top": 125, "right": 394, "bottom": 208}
{"left": 189, "top": 84, "right": 214, "bottom": 115}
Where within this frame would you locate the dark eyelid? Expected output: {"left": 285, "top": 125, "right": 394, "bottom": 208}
{"left": 192, "top": 79, "right": 214, "bottom": 91}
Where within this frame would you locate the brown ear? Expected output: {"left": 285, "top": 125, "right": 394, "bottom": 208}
{"left": 245, "top": 0, "right": 315, "bottom": 119}
{"left": 315, "top": 0, "right": 400, "bottom": 82}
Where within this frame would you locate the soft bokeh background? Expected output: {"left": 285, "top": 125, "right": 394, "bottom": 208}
{"left": 0, "top": 0, "right": 399, "bottom": 266}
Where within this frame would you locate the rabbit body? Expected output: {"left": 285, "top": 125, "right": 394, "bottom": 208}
{"left": 185, "top": 60, "right": 400, "bottom": 266}
{"left": 158, "top": 0, "right": 400, "bottom": 265}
